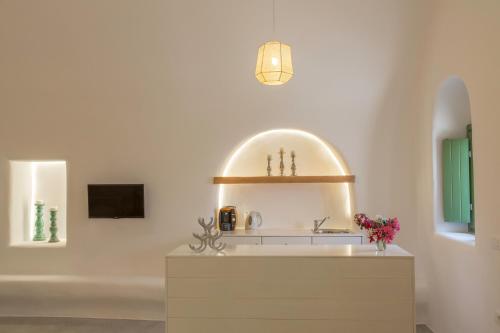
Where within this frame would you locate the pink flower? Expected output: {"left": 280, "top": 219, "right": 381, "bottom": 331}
{"left": 353, "top": 213, "right": 400, "bottom": 244}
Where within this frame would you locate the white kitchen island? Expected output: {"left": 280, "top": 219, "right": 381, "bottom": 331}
{"left": 166, "top": 244, "right": 415, "bottom": 333}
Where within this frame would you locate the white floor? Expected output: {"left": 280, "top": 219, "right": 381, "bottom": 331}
{"left": 0, "top": 317, "right": 433, "bottom": 333}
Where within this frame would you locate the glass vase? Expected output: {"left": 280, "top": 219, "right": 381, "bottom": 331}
{"left": 376, "top": 240, "right": 387, "bottom": 251}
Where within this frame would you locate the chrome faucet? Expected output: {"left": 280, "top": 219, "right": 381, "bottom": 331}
{"left": 313, "top": 216, "right": 330, "bottom": 233}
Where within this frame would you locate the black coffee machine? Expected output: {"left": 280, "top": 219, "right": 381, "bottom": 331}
{"left": 219, "top": 206, "right": 237, "bottom": 231}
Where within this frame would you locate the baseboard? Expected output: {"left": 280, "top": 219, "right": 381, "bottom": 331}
{"left": 0, "top": 275, "right": 165, "bottom": 320}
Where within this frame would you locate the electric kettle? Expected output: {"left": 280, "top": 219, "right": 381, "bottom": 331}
{"left": 246, "top": 211, "right": 263, "bottom": 230}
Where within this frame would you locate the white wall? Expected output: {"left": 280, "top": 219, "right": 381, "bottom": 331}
{"left": 0, "top": 0, "right": 427, "bottom": 321}
{"left": 416, "top": 0, "right": 500, "bottom": 332}
{"left": 9, "top": 162, "right": 32, "bottom": 244}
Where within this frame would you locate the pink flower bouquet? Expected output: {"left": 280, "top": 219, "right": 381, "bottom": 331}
{"left": 354, "top": 213, "right": 400, "bottom": 250}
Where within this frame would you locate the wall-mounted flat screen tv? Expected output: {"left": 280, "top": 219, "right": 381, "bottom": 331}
{"left": 88, "top": 184, "right": 145, "bottom": 219}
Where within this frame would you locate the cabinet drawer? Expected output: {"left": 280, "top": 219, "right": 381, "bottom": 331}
{"left": 262, "top": 236, "right": 311, "bottom": 245}
{"left": 312, "top": 236, "right": 363, "bottom": 245}
{"left": 223, "top": 237, "right": 262, "bottom": 245}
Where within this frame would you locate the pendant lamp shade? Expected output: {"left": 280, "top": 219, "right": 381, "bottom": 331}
{"left": 255, "top": 41, "right": 293, "bottom": 85}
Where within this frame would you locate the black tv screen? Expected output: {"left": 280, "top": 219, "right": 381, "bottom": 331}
{"left": 88, "top": 184, "right": 145, "bottom": 219}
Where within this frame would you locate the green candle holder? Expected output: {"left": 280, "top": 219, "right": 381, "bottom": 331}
{"left": 33, "top": 201, "right": 46, "bottom": 241}
{"left": 48, "top": 207, "right": 59, "bottom": 243}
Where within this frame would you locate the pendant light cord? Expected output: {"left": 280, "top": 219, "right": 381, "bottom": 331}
{"left": 273, "top": 0, "right": 276, "bottom": 34}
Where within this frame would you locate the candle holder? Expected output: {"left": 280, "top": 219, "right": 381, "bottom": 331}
{"left": 189, "top": 217, "right": 226, "bottom": 253}
{"left": 33, "top": 201, "right": 46, "bottom": 241}
{"left": 291, "top": 150, "right": 297, "bottom": 176}
{"left": 279, "top": 148, "right": 285, "bottom": 176}
{"left": 48, "top": 207, "right": 60, "bottom": 243}
{"left": 266, "top": 155, "right": 272, "bottom": 176}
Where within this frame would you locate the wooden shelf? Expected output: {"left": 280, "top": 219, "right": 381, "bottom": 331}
{"left": 213, "top": 175, "right": 355, "bottom": 184}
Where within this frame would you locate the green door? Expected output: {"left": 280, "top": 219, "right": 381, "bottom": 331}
{"left": 442, "top": 138, "right": 471, "bottom": 223}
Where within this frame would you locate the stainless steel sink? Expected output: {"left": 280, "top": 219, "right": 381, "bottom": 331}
{"left": 313, "top": 228, "right": 350, "bottom": 234}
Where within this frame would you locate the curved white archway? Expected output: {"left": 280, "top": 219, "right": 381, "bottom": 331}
{"left": 218, "top": 129, "right": 354, "bottom": 223}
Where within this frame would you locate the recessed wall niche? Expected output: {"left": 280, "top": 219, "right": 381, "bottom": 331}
{"left": 9, "top": 161, "right": 67, "bottom": 246}
{"left": 218, "top": 129, "right": 355, "bottom": 230}
{"left": 433, "top": 76, "right": 473, "bottom": 237}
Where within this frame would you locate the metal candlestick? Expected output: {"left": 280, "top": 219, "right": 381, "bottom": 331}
{"left": 33, "top": 201, "right": 46, "bottom": 241}
{"left": 279, "top": 148, "right": 285, "bottom": 176}
{"left": 266, "top": 155, "right": 272, "bottom": 176}
{"left": 291, "top": 150, "right": 297, "bottom": 176}
{"left": 48, "top": 207, "right": 60, "bottom": 243}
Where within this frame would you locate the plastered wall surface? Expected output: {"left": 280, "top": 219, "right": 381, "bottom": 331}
{"left": 416, "top": 0, "right": 500, "bottom": 332}
{"left": 4, "top": 0, "right": 487, "bottom": 326}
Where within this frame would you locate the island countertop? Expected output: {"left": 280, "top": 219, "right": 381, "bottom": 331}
{"left": 167, "top": 244, "right": 413, "bottom": 258}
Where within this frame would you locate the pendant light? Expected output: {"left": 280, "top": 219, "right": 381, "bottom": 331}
{"left": 255, "top": 0, "right": 294, "bottom": 85}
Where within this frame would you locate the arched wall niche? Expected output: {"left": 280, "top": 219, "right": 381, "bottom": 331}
{"left": 218, "top": 129, "right": 356, "bottom": 230}
{"left": 432, "top": 76, "right": 473, "bottom": 235}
